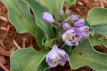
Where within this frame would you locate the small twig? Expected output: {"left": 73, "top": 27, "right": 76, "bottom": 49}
{"left": 0, "top": 25, "right": 10, "bottom": 31}
{"left": 10, "top": 47, "right": 16, "bottom": 53}
{"left": 0, "top": 40, "right": 6, "bottom": 49}
{"left": 0, "top": 16, "right": 8, "bottom": 22}
{"left": 100, "top": 1, "right": 105, "bottom": 8}
{"left": 22, "top": 38, "right": 26, "bottom": 48}
{"left": 13, "top": 40, "right": 21, "bottom": 49}
{"left": 0, "top": 50, "right": 11, "bottom": 57}
{"left": 77, "top": 1, "right": 83, "bottom": 6}
{"left": 0, "top": 27, "right": 7, "bottom": 31}
{"left": 0, "top": 62, "right": 9, "bottom": 71}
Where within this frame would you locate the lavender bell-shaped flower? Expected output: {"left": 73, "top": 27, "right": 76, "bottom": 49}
{"left": 62, "top": 23, "right": 71, "bottom": 30}
{"left": 46, "top": 44, "right": 69, "bottom": 68}
{"left": 43, "top": 12, "right": 55, "bottom": 23}
{"left": 73, "top": 18, "right": 85, "bottom": 27}
{"left": 77, "top": 26, "right": 90, "bottom": 39}
{"left": 62, "top": 28, "right": 82, "bottom": 46}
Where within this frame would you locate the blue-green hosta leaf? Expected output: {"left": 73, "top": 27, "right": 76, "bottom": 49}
{"left": 10, "top": 48, "right": 48, "bottom": 71}
{"left": 35, "top": 27, "right": 45, "bottom": 49}
{"left": 25, "top": 0, "right": 54, "bottom": 39}
{"left": 87, "top": 7, "right": 107, "bottom": 25}
{"left": 37, "top": 60, "right": 49, "bottom": 71}
{"left": 39, "top": 0, "right": 65, "bottom": 21}
{"left": 92, "top": 24, "right": 107, "bottom": 35}
{"left": 87, "top": 7, "right": 107, "bottom": 35}
{"left": 66, "top": 0, "right": 77, "bottom": 6}
{"left": 44, "top": 38, "right": 57, "bottom": 48}
{"left": 2, "top": 0, "right": 36, "bottom": 36}
{"left": 61, "top": 44, "right": 72, "bottom": 55}
{"left": 70, "top": 40, "right": 107, "bottom": 70}
{"left": 89, "top": 35, "right": 107, "bottom": 47}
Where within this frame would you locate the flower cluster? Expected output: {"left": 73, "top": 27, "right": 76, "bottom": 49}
{"left": 62, "top": 16, "right": 90, "bottom": 46}
{"left": 43, "top": 10, "right": 90, "bottom": 47}
{"left": 43, "top": 10, "right": 90, "bottom": 68}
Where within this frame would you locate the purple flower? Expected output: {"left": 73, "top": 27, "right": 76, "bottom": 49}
{"left": 72, "top": 14, "right": 79, "bottom": 21}
{"left": 43, "top": 12, "right": 55, "bottom": 23}
{"left": 77, "top": 26, "right": 90, "bottom": 39}
{"left": 73, "top": 18, "right": 85, "bottom": 27}
{"left": 62, "top": 28, "right": 82, "bottom": 46}
{"left": 46, "top": 44, "right": 69, "bottom": 68}
{"left": 62, "top": 23, "right": 71, "bottom": 30}
{"left": 59, "top": 9, "right": 64, "bottom": 15}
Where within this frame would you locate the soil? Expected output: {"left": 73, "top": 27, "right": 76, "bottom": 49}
{"left": 0, "top": 0, "right": 107, "bottom": 71}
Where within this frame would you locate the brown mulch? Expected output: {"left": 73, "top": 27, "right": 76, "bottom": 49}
{"left": 0, "top": 0, "right": 107, "bottom": 71}
{"left": 70, "top": 0, "right": 107, "bottom": 17}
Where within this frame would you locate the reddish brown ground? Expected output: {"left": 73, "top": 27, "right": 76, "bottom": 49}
{"left": 0, "top": 0, "right": 107, "bottom": 71}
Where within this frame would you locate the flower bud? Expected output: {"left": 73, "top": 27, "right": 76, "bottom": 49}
{"left": 78, "top": 26, "right": 90, "bottom": 39}
{"left": 62, "top": 23, "right": 71, "bottom": 30}
{"left": 72, "top": 14, "right": 79, "bottom": 21}
{"left": 46, "top": 44, "right": 69, "bottom": 68}
{"left": 43, "top": 12, "right": 55, "bottom": 23}
{"left": 73, "top": 18, "right": 85, "bottom": 27}
{"left": 65, "top": 10, "right": 71, "bottom": 16}
{"left": 59, "top": 9, "right": 64, "bottom": 16}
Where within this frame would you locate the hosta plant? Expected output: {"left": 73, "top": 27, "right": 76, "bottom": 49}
{"left": 2, "top": 0, "right": 107, "bottom": 71}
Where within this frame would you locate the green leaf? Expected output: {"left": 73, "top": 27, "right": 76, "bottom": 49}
{"left": 25, "top": 0, "right": 54, "bottom": 39}
{"left": 37, "top": 60, "right": 49, "bottom": 71}
{"left": 44, "top": 38, "right": 57, "bottom": 48}
{"left": 2, "top": 0, "right": 36, "bottom": 36}
{"left": 87, "top": 7, "right": 107, "bottom": 25}
{"left": 66, "top": 0, "right": 77, "bottom": 6}
{"left": 35, "top": 27, "right": 45, "bottom": 48}
{"left": 2, "top": 0, "right": 45, "bottom": 49}
{"left": 10, "top": 48, "right": 48, "bottom": 71}
{"left": 70, "top": 40, "right": 107, "bottom": 70}
{"left": 39, "top": 0, "right": 65, "bottom": 21}
{"left": 89, "top": 35, "right": 107, "bottom": 47}
{"left": 87, "top": 7, "right": 107, "bottom": 35}
{"left": 92, "top": 24, "right": 107, "bottom": 35}
{"left": 61, "top": 44, "right": 72, "bottom": 55}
